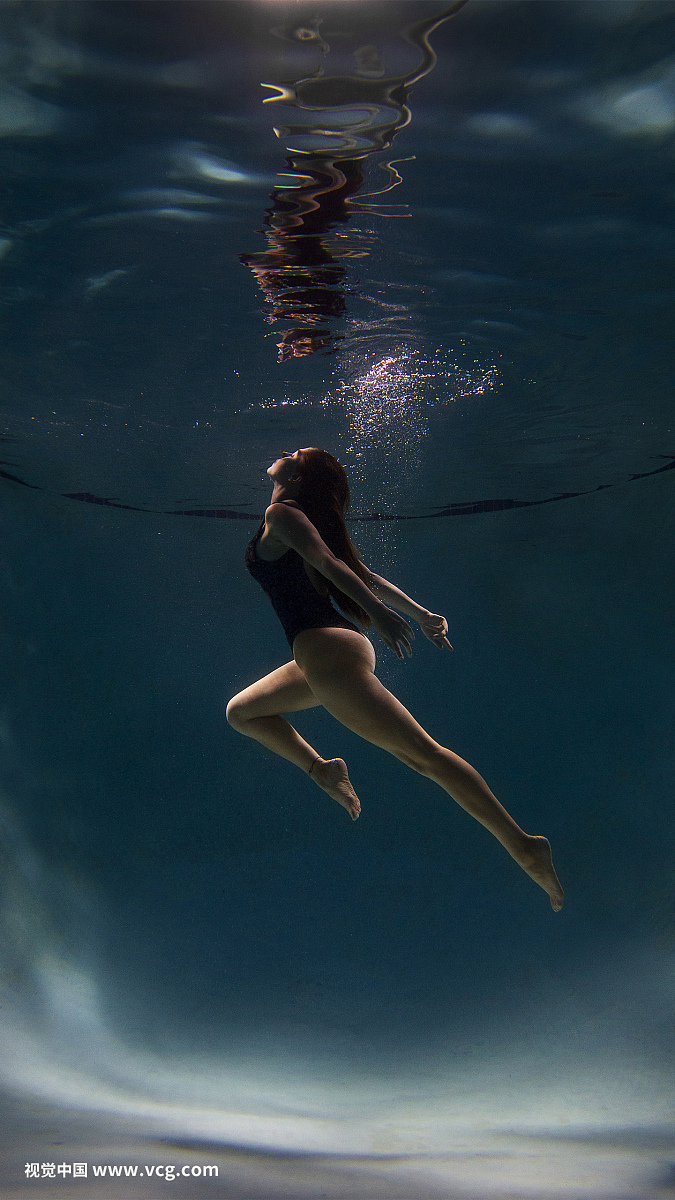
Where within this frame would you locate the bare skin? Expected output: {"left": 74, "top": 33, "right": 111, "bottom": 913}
{"left": 227, "top": 629, "right": 563, "bottom": 910}
{"left": 226, "top": 450, "right": 564, "bottom": 911}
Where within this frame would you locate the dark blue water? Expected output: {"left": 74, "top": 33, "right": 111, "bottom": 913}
{"left": 1, "top": 3, "right": 674, "bottom": 1196}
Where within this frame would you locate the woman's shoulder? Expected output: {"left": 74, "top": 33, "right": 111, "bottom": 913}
{"left": 265, "top": 500, "right": 305, "bottom": 525}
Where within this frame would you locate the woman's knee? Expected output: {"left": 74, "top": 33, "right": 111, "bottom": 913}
{"left": 226, "top": 694, "right": 249, "bottom": 730}
{"left": 417, "top": 744, "right": 469, "bottom": 786}
{"left": 394, "top": 740, "right": 448, "bottom": 777}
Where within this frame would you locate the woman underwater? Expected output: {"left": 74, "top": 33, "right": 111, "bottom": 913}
{"left": 227, "top": 448, "right": 564, "bottom": 910}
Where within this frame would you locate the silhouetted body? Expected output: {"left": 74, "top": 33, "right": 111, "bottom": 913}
{"left": 228, "top": 448, "right": 565, "bottom": 912}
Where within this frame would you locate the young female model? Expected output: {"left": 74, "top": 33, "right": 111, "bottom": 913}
{"left": 227, "top": 448, "right": 564, "bottom": 910}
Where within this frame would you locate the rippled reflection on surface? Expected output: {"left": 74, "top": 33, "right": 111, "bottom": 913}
{"left": 242, "top": 2, "right": 467, "bottom": 360}
{"left": 0, "top": 0, "right": 673, "bottom": 512}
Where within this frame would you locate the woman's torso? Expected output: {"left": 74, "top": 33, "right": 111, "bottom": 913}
{"left": 245, "top": 504, "right": 360, "bottom": 648}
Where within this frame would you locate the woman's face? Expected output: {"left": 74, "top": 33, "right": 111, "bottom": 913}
{"left": 267, "top": 449, "right": 304, "bottom": 483}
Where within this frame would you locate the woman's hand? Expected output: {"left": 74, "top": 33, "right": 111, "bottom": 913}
{"left": 418, "top": 611, "right": 453, "bottom": 650}
{"left": 371, "top": 606, "right": 415, "bottom": 659}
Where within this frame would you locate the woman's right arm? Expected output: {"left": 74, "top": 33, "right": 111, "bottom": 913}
{"left": 365, "top": 570, "right": 453, "bottom": 650}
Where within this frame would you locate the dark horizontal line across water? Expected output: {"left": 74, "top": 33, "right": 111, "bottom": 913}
{"left": 1, "top": 456, "right": 674, "bottom": 519}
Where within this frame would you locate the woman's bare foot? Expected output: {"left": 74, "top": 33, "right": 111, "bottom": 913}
{"left": 310, "top": 757, "right": 361, "bottom": 820}
{"left": 514, "top": 835, "right": 564, "bottom": 911}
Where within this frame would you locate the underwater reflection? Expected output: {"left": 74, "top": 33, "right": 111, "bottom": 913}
{"left": 241, "top": 157, "right": 363, "bottom": 361}
{"left": 242, "top": 1, "right": 467, "bottom": 361}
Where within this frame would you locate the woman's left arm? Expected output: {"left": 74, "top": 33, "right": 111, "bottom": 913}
{"left": 365, "top": 571, "right": 453, "bottom": 650}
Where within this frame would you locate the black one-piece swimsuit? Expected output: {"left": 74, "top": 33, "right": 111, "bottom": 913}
{"left": 245, "top": 521, "right": 361, "bottom": 649}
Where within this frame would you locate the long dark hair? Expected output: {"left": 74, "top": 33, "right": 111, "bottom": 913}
{"left": 295, "top": 448, "right": 371, "bottom": 628}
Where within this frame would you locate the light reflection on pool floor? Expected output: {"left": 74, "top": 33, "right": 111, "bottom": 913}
{"left": 0, "top": 940, "right": 673, "bottom": 1200}
{"left": 1, "top": 1089, "right": 674, "bottom": 1199}
{"left": 1, "top": 970, "right": 673, "bottom": 1197}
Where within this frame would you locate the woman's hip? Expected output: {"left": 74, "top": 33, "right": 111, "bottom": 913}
{"left": 293, "top": 624, "right": 376, "bottom": 675}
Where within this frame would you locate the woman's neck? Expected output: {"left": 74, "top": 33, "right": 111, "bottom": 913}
{"left": 270, "top": 481, "right": 301, "bottom": 504}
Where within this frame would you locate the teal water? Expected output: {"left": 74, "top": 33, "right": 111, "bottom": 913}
{"left": 1, "top": 3, "right": 674, "bottom": 1197}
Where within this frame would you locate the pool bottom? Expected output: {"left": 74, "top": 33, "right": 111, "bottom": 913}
{"left": 1, "top": 1088, "right": 672, "bottom": 1200}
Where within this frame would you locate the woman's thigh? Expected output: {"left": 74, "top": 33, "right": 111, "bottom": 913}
{"left": 293, "top": 628, "right": 440, "bottom": 770}
{"left": 227, "top": 659, "right": 319, "bottom": 721}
